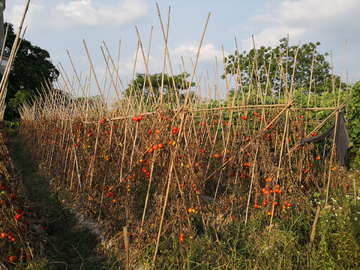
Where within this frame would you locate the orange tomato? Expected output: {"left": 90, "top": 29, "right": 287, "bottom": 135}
{"left": 9, "top": 255, "right": 17, "bottom": 262}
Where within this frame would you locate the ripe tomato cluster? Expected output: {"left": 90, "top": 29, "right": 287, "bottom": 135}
{"left": 133, "top": 115, "right": 143, "bottom": 122}
{"left": 172, "top": 127, "right": 179, "bottom": 134}
{"left": 179, "top": 233, "right": 185, "bottom": 242}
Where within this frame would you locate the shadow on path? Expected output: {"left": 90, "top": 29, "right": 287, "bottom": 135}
{"left": 10, "top": 134, "right": 118, "bottom": 270}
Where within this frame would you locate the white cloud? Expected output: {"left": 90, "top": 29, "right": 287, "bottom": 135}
{"left": 170, "top": 43, "right": 228, "bottom": 63}
{"left": 104, "top": 47, "right": 160, "bottom": 78}
{"left": 241, "top": 0, "right": 360, "bottom": 49}
{"left": 6, "top": 3, "right": 45, "bottom": 29}
{"left": 88, "top": 43, "right": 226, "bottom": 85}
{"left": 242, "top": 27, "right": 305, "bottom": 51}
{"left": 106, "top": 43, "right": 227, "bottom": 77}
{"left": 274, "top": 0, "right": 358, "bottom": 28}
{"left": 56, "top": 0, "right": 149, "bottom": 28}
{"left": 6, "top": 0, "right": 150, "bottom": 31}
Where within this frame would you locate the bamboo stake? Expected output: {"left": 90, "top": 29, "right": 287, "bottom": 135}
{"left": 309, "top": 205, "right": 321, "bottom": 247}
{"left": 156, "top": 4, "right": 181, "bottom": 109}
{"left": 82, "top": 40, "right": 106, "bottom": 107}
{"left": 123, "top": 226, "right": 130, "bottom": 270}
{"left": 134, "top": 27, "right": 158, "bottom": 108}
{"left": 245, "top": 146, "right": 259, "bottom": 224}
{"left": 140, "top": 150, "right": 157, "bottom": 233}
{"left": 0, "top": 0, "right": 31, "bottom": 104}
{"left": 269, "top": 108, "right": 290, "bottom": 228}
{"left": 184, "top": 12, "right": 211, "bottom": 108}
{"left": 324, "top": 51, "right": 341, "bottom": 207}
{"left": 337, "top": 39, "right": 347, "bottom": 107}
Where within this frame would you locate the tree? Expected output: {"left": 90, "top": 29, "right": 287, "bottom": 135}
{"left": 8, "top": 90, "right": 33, "bottom": 113}
{"left": 124, "top": 72, "right": 196, "bottom": 105}
{"left": 223, "top": 38, "right": 342, "bottom": 97}
{"left": 2, "top": 23, "right": 59, "bottom": 119}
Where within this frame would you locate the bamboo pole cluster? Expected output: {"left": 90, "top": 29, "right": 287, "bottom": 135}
{"left": 17, "top": 5, "right": 351, "bottom": 264}
{"left": 0, "top": 0, "right": 31, "bottom": 118}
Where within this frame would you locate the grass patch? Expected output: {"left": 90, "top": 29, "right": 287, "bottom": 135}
{"left": 137, "top": 175, "right": 360, "bottom": 269}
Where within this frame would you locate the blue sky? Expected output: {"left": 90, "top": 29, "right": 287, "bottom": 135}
{"left": 5, "top": 0, "right": 360, "bottom": 98}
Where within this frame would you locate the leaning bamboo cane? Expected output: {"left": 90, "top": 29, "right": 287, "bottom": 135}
{"left": 0, "top": 0, "right": 31, "bottom": 107}
{"left": 245, "top": 146, "right": 259, "bottom": 225}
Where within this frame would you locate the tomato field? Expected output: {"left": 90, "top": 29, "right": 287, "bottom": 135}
{"left": 7, "top": 75, "right": 357, "bottom": 268}
{"left": 0, "top": 4, "right": 359, "bottom": 268}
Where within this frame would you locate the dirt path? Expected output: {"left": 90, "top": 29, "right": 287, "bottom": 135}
{"left": 10, "top": 134, "right": 116, "bottom": 270}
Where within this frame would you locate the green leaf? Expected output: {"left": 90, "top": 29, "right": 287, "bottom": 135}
{"left": 353, "top": 127, "right": 360, "bottom": 134}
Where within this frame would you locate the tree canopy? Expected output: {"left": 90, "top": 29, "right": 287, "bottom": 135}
{"left": 3, "top": 23, "right": 59, "bottom": 119}
{"left": 124, "top": 72, "right": 196, "bottom": 105}
{"left": 223, "top": 38, "right": 342, "bottom": 97}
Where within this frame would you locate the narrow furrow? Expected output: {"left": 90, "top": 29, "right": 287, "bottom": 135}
{"left": 10, "top": 133, "right": 114, "bottom": 270}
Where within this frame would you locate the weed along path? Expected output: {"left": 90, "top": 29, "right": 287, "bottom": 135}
{"left": 10, "top": 134, "right": 115, "bottom": 270}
